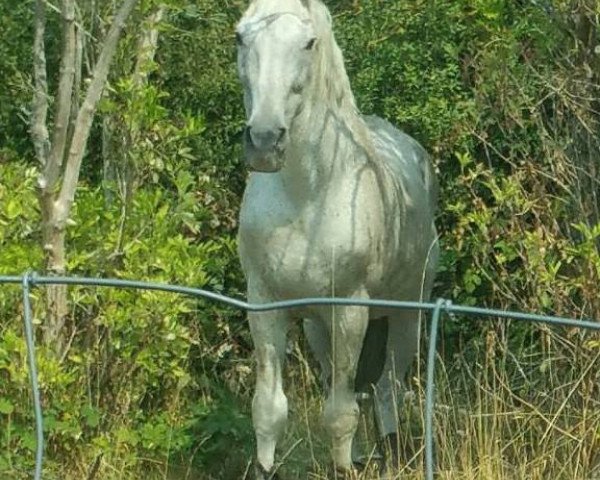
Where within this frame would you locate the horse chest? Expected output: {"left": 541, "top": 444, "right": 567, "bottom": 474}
{"left": 239, "top": 182, "right": 378, "bottom": 298}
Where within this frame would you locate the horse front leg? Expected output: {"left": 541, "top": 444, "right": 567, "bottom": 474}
{"left": 249, "top": 309, "right": 291, "bottom": 478}
{"left": 323, "top": 301, "right": 369, "bottom": 473}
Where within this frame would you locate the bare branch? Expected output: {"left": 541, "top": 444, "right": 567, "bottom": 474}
{"left": 57, "top": 0, "right": 140, "bottom": 222}
{"left": 133, "top": 5, "right": 165, "bottom": 87}
{"left": 44, "top": 0, "right": 77, "bottom": 190}
{"left": 31, "top": 0, "right": 50, "bottom": 169}
{"left": 43, "top": 0, "right": 97, "bottom": 42}
{"left": 66, "top": 5, "right": 84, "bottom": 163}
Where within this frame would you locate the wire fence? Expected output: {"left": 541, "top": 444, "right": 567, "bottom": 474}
{"left": 0, "top": 271, "right": 599, "bottom": 480}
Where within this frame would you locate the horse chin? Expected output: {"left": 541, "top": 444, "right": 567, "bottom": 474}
{"left": 244, "top": 146, "right": 285, "bottom": 173}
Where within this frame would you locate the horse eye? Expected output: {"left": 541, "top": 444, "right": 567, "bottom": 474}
{"left": 235, "top": 32, "right": 244, "bottom": 46}
{"left": 305, "top": 38, "right": 316, "bottom": 50}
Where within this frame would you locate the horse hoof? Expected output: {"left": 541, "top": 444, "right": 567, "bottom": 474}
{"left": 352, "top": 451, "right": 384, "bottom": 469}
{"left": 331, "top": 466, "right": 360, "bottom": 479}
{"left": 254, "top": 461, "right": 280, "bottom": 480}
{"left": 379, "top": 433, "right": 420, "bottom": 474}
{"left": 352, "top": 458, "right": 367, "bottom": 471}
{"left": 379, "top": 433, "right": 401, "bottom": 470}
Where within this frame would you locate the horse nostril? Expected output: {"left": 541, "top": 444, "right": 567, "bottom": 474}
{"left": 246, "top": 125, "right": 287, "bottom": 150}
{"left": 278, "top": 128, "right": 286, "bottom": 143}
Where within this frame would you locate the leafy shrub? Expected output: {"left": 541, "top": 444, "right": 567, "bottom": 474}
{"left": 1, "top": 0, "right": 598, "bottom": 478}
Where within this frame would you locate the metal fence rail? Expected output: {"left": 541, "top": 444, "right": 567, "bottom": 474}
{"left": 0, "top": 272, "right": 599, "bottom": 480}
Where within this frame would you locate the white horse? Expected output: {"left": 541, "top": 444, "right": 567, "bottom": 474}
{"left": 236, "top": 0, "right": 438, "bottom": 477}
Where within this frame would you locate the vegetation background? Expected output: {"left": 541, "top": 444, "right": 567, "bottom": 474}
{"left": 0, "top": 0, "right": 598, "bottom": 478}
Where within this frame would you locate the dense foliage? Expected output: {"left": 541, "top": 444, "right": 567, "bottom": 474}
{"left": 0, "top": 0, "right": 598, "bottom": 478}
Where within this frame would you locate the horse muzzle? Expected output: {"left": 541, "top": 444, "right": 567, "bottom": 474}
{"left": 243, "top": 127, "right": 286, "bottom": 172}
{"left": 247, "top": 124, "right": 287, "bottom": 150}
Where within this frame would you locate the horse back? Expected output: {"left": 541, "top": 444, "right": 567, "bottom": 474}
{"left": 364, "top": 115, "right": 438, "bottom": 214}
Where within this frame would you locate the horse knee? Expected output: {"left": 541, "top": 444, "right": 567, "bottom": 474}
{"left": 252, "top": 345, "right": 288, "bottom": 439}
{"left": 253, "top": 386, "right": 288, "bottom": 434}
{"left": 323, "top": 395, "right": 360, "bottom": 468}
{"left": 323, "top": 395, "right": 359, "bottom": 441}
{"left": 252, "top": 377, "right": 288, "bottom": 472}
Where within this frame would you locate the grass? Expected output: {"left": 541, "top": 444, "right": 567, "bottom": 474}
{"left": 247, "top": 322, "right": 600, "bottom": 480}
{"left": 17, "top": 320, "right": 599, "bottom": 480}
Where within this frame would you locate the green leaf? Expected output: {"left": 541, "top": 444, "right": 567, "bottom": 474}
{"left": 4, "top": 198, "right": 21, "bottom": 220}
{"left": 116, "top": 427, "right": 139, "bottom": 446}
{"left": 82, "top": 405, "right": 100, "bottom": 428}
{"left": 21, "top": 432, "right": 36, "bottom": 452}
{"left": 0, "top": 398, "right": 14, "bottom": 414}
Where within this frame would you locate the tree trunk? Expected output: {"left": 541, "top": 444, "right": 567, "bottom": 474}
{"left": 41, "top": 203, "right": 68, "bottom": 351}
{"left": 31, "top": 0, "right": 140, "bottom": 355}
{"left": 571, "top": 1, "right": 600, "bottom": 228}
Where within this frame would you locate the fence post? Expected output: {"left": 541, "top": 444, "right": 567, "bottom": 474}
{"left": 22, "top": 272, "right": 44, "bottom": 480}
{"left": 425, "top": 298, "right": 448, "bottom": 480}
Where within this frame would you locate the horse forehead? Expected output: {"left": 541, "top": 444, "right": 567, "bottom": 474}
{"left": 243, "top": 0, "right": 309, "bottom": 19}
{"left": 268, "top": 16, "right": 310, "bottom": 42}
{"left": 239, "top": 14, "right": 311, "bottom": 46}
{"left": 239, "top": 0, "right": 311, "bottom": 33}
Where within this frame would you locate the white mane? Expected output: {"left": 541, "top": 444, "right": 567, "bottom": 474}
{"left": 304, "top": 0, "right": 376, "bottom": 159}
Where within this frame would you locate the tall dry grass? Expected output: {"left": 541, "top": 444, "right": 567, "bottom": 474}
{"left": 267, "top": 320, "right": 600, "bottom": 480}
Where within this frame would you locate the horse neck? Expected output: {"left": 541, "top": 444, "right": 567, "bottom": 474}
{"left": 281, "top": 38, "right": 372, "bottom": 198}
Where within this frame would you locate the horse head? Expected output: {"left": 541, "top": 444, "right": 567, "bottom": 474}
{"left": 236, "top": 0, "right": 318, "bottom": 172}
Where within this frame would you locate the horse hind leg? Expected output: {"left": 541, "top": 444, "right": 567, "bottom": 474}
{"left": 372, "top": 311, "right": 420, "bottom": 468}
{"left": 346, "top": 316, "right": 388, "bottom": 469}
{"left": 303, "top": 317, "right": 331, "bottom": 391}
{"left": 354, "top": 316, "right": 389, "bottom": 394}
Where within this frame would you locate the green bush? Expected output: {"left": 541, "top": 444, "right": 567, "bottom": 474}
{"left": 1, "top": 0, "right": 598, "bottom": 478}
